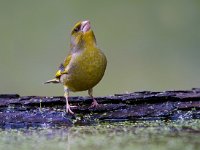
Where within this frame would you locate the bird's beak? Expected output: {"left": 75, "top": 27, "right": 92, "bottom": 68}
{"left": 81, "top": 20, "right": 91, "bottom": 33}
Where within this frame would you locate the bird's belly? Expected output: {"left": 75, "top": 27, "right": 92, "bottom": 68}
{"left": 63, "top": 51, "right": 106, "bottom": 92}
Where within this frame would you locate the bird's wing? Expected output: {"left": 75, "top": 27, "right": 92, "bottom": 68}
{"left": 55, "top": 54, "right": 72, "bottom": 78}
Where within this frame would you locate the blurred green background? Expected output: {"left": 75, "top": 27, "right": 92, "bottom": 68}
{"left": 0, "top": 0, "right": 200, "bottom": 96}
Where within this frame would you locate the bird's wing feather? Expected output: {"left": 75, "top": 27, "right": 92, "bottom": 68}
{"left": 55, "top": 54, "right": 72, "bottom": 78}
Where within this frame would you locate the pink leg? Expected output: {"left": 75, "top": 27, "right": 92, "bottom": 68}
{"left": 88, "top": 89, "right": 99, "bottom": 108}
{"left": 64, "top": 86, "right": 74, "bottom": 114}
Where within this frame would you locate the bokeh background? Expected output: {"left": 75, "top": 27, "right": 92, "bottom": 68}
{"left": 0, "top": 0, "right": 200, "bottom": 96}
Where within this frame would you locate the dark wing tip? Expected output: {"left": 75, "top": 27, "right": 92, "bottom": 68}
{"left": 59, "top": 63, "right": 65, "bottom": 72}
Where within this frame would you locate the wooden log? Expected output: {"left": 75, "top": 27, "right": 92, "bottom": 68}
{"left": 0, "top": 88, "right": 200, "bottom": 128}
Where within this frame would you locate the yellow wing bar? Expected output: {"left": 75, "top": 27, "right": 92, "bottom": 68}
{"left": 55, "top": 54, "right": 72, "bottom": 78}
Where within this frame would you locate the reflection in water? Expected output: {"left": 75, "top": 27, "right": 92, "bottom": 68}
{"left": 67, "top": 132, "right": 70, "bottom": 150}
{"left": 0, "top": 120, "right": 199, "bottom": 150}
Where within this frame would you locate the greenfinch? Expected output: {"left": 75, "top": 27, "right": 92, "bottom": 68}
{"left": 45, "top": 20, "right": 107, "bottom": 114}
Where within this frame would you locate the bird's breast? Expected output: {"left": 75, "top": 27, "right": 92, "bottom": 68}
{"left": 63, "top": 48, "right": 107, "bottom": 92}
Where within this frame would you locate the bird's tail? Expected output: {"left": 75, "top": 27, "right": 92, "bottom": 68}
{"left": 44, "top": 78, "right": 60, "bottom": 84}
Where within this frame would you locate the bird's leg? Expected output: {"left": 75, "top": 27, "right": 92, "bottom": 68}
{"left": 88, "top": 88, "right": 99, "bottom": 108}
{"left": 64, "top": 86, "right": 74, "bottom": 114}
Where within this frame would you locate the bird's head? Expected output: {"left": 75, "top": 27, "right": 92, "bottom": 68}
{"left": 70, "top": 20, "right": 96, "bottom": 50}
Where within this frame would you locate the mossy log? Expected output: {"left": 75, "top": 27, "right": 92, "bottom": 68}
{"left": 0, "top": 88, "right": 200, "bottom": 128}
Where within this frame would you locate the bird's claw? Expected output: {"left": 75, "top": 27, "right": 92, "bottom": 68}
{"left": 89, "top": 99, "right": 99, "bottom": 108}
{"left": 66, "top": 105, "right": 74, "bottom": 114}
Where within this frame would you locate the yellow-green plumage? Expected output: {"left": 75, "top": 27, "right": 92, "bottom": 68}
{"left": 45, "top": 20, "right": 107, "bottom": 114}
{"left": 61, "top": 46, "right": 106, "bottom": 92}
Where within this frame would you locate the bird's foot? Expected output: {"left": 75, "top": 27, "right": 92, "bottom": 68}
{"left": 69, "top": 105, "right": 78, "bottom": 108}
{"left": 89, "top": 99, "right": 99, "bottom": 108}
{"left": 66, "top": 104, "right": 74, "bottom": 114}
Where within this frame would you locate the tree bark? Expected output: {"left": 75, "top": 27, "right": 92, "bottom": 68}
{"left": 0, "top": 88, "right": 200, "bottom": 128}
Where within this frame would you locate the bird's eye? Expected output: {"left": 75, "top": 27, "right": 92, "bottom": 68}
{"left": 74, "top": 27, "right": 79, "bottom": 32}
{"left": 73, "top": 25, "right": 81, "bottom": 32}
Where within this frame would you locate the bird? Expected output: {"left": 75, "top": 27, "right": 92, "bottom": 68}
{"left": 44, "top": 20, "right": 107, "bottom": 114}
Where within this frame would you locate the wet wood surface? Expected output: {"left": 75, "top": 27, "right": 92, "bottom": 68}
{"left": 0, "top": 88, "right": 200, "bottom": 128}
